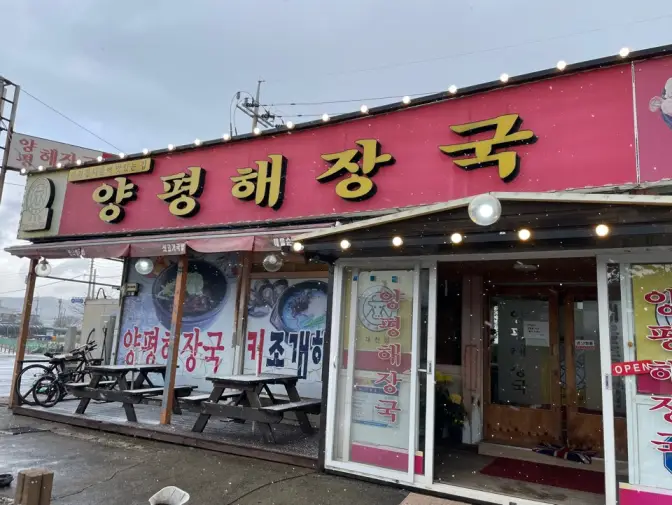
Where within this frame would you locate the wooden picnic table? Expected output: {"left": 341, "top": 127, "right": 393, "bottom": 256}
{"left": 68, "top": 364, "right": 194, "bottom": 422}
{"left": 191, "top": 374, "right": 321, "bottom": 443}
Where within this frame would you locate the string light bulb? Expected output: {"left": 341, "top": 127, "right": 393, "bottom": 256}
{"left": 500, "top": 73, "right": 509, "bottom": 83}
{"left": 557, "top": 60, "right": 567, "bottom": 70}
{"left": 619, "top": 47, "right": 630, "bottom": 58}
{"left": 292, "top": 241, "right": 304, "bottom": 252}
{"left": 119, "top": 153, "right": 125, "bottom": 158}
{"left": 76, "top": 159, "right": 82, "bottom": 165}
{"left": 194, "top": 139, "right": 201, "bottom": 146}
{"left": 253, "top": 127, "right": 261, "bottom": 135}
{"left": 450, "top": 232, "right": 463, "bottom": 244}
{"left": 223, "top": 133, "right": 231, "bottom": 141}
{"left": 392, "top": 236, "right": 403, "bottom": 247}
{"left": 402, "top": 96, "right": 411, "bottom": 105}
{"left": 142, "top": 148, "right": 149, "bottom": 155}
{"left": 20, "top": 168, "right": 27, "bottom": 175}
{"left": 340, "top": 239, "right": 351, "bottom": 250}
{"left": 518, "top": 228, "right": 532, "bottom": 241}
{"left": 595, "top": 224, "right": 610, "bottom": 237}
{"left": 56, "top": 162, "right": 62, "bottom": 168}
{"left": 322, "top": 113, "right": 330, "bottom": 122}
{"left": 168, "top": 144, "right": 175, "bottom": 151}
{"left": 360, "top": 105, "right": 369, "bottom": 114}
{"left": 286, "top": 121, "right": 295, "bottom": 129}
{"left": 96, "top": 156, "right": 103, "bottom": 162}
{"left": 448, "top": 85, "right": 458, "bottom": 94}
{"left": 38, "top": 165, "right": 45, "bottom": 172}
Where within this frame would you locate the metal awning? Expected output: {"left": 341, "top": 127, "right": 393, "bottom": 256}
{"left": 292, "top": 192, "right": 672, "bottom": 255}
{"left": 5, "top": 224, "right": 332, "bottom": 259}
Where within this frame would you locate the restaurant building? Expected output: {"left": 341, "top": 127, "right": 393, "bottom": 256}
{"left": 7, "top": 44, "right": 672, "bottom": 505}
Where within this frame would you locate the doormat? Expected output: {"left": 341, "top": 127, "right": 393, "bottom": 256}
{"left": 479, "top": 457, "right": 605, "bottom": 495}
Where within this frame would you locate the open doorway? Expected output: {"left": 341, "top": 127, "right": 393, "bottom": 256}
{"left": 432, "top": 257, "right": 624, "bottom": 504}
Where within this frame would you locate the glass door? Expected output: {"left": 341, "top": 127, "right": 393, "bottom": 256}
{"left": 325, "top": 263, "right": 435, "bottom": 485}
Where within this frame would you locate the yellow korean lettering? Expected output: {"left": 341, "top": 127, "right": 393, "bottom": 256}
{"left": 230, "top": 154, "right": 287, "bottom": 210}
{"left": 438, "top": 113, "right": 536, "bottom": 182}
{"left": 318, "top": 139, "right": 394, "bottom": 201}
{"left": 92, "top": 177, "right": 137, "bottom": 224}
{"left": 158, "top": 166, "right": 206, "bottom": 218}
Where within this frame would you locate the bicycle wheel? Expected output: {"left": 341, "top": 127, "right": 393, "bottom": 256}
{"left": 32, "top": 376, "right": 61, "bottom": 408}
{"left": 14, "top": 364, "right": 52, "bottom": 406}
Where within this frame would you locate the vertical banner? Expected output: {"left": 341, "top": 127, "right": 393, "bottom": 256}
{"left": 117, "top": 253, "right": 238, "bottom": 391}
{"left": 243, "top": 277, "right": 328, "bottom": 398}
{"left": 632, "top": 264, "right": 672, "bottom": 395}
{"left": 345, "top": 270, "right": 421, "bottom": 474}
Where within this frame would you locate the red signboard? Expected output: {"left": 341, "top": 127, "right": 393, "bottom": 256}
{"left": 50, "top": 63, "right": 645, "bottom": 237}
{"left": 612, "top": 360, "right": 653, "bottom": 376}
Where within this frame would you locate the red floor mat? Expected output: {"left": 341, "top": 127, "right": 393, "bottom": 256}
{"left": 479, "top": 457, "right": 605, "bottom": 495}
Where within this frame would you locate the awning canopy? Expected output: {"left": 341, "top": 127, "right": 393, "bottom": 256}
{"left": 5, "top": 225, "right": 331, "bottom": 259}
{"left": 292, "top": 192, "right": 672, "bottom": 256}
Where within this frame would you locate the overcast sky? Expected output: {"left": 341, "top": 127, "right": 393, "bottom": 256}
{"left": 0, "top": 0, "right": 671, "bottom": 302}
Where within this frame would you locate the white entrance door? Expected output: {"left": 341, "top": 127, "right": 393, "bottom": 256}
{"left": 324, "top": 263, "right": 436, "bottom": 486}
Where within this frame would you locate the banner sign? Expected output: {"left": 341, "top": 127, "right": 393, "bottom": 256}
{"left": 8, "top": 132, "right": 111, "bottom": 171}
{"left": 116, "top": 253, "right": 238, "bottom": 391}
{"left": 612, "top": 360, "right": 653, "bottom": 376}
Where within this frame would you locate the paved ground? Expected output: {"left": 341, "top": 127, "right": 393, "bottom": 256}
{"left": 0, "top": 368, "right": 468, "bottom": 505}
{"left": 0, "top": 352, "right": 16, "bottom": 399}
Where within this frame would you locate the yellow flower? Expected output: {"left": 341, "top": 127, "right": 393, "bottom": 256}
{"left": 449, "top": 393, "right": 462, "bottom": 404}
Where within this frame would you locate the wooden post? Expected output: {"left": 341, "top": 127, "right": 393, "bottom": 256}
{"left": 160, "top": 255, "right": 188, "bottom": 425}
{"left": 9, "top": 258, "right": 38, "bottom": 409}
{"left": 234, "top": 253, "right": 252, "bottom": 374}
{"left": 14, "top": 468, "right": 53, "bottom": 505}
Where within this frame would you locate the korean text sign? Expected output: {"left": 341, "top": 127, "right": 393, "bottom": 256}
{"left": 116, "top": 253, "right": 237, "bottom": 391}
{"left": 53, "top": 64, "right": 639, "bottom": 238}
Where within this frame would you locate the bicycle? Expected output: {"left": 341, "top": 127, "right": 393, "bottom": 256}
{"left": 14, "top": 337, "right": 102, "bottom": 407}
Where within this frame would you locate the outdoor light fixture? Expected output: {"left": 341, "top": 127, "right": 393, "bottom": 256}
{"left": 619, "top": 47, "right": 630, "bottom": 58}
{"left": 392, "top": 236, "right": 403, "bottom": 247}
{"left": 468, "top": 194, "right": 502, "bottom": 227}
{"left": 97, "top": 156, "right": 103, "bottom": 162}
{"left": 360, "top": 105, "right": 369, "bottom": 114}
{"left": 142, "top": 148, "right": 149, "bottom": 155}
{"left": 448, "top": 85, "right": 458, "bottom": 94}
{"left": 134, "top": 258, "right": 154, "bottom": 276}
{"left": 595, "top": 224, "right": 610, "bottom": 237}
{"left": 340, "top": 239, "right": 351, "bottom": 250}
{"left": 223, "top": 133, "right": 231, "bottom": 141}
{"left": 292, "top": 241, "right": 304, "bottom": 252}
{"left": 450, "top": 232, "right": 463, "bottom": 244}
{"left": 500, "top": 73, "right": 509, "bottom": 83}
{"left": 168, "top": 144, "right": 175, "bottom": 151}
{"left": 322, "top": 113, "right": 330, "bottom": 122}
{"left": 262, "top": 253, "right": 283, "bottom": 273}
{"left": 253, "top": 127, "right": 261, "bottom": 135}
{"left": 402, "top": 96, "right": 411, "bottom": 105}
{"left": 194, "top": 139, "right": 201, "bottom": 146}
{"left": 286, "top": 121, "right": 295, "bottom": 129}
{"left": 557, "top": 60, "right": 567, "bottom": 70}
{"left": 518, "top": 228, "right": 532, "bottom": 241}
{"left": 34, "top": 258, "right": 52, "bottom": 277}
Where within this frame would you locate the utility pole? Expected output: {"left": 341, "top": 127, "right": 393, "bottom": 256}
{"left": 0, "top": 77, "right": 20, "bottom": 206}
{"left": 87, "top": 259, "right": 94, "bottom": 299}
{"left": 234, "top": 80, "right": 277, "bottom": 132}
{"left": 251, "top": 80, "right": 262, "bottom": 131}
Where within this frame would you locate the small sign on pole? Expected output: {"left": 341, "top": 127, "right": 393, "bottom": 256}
{"left": 70, "top": 297, "right": 84, "bottom": 304}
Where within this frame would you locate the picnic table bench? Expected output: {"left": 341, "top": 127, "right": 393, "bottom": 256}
{"left": 67, "top": 364, "right": 195, "bottom": 422}
{"left": 192, "top": 374, "right": 321, "bottom": 443}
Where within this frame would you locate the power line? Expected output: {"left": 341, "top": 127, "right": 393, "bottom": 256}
{"left": 20, "top": 89, "right": 123, "bottom": 152}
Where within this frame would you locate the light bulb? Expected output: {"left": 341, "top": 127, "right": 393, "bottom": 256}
{"left": 518, "top": 229, "right": 532, "bottom": 241}
{"left": 76, "top": 159, "right": 82, "bottom": 165}
{"left": 119, "top": 152, "right": 125, "bottom": 158}
{"left": 322, "top": 113, "right": 330, "bottom": 122}
{"left": 360, "top": 105, "right": 369, "bottom": 114}
{"left": 468, "top": 194, "right": 502, "bottom": 226}
{"left": 595, "top": 224, "right": 610, "bottom": 237}
{"left": 292, "top": 241, "right": 304, "bottom": 252}
{"left": 253, "top": 127, "right": 261, "bottom": 135}
{"left": 134, "top": 258, "right": 154, "bottom": 276}
{"left": 194, "top": 139, "right": 201, "bottom": 146}
{"left": 286, "top": 121, "right": 295, "bottom": 129}
{"left": 402, "top": 96, "right": 411, "bottom": 105}
{"left": 20, "top": 168, "right": 27, "bottom": 175}
{"left": 142, "top": 148, "right": 149, "bottom": 155}
{"left": 56, "top": 162, "right": 62, "bottom": 168}
{"left": 500, "top": 73, "right": 509, "bottom": 83}
{"left": 448, "top": 85, "right": 458, "bottom": 94}
{"left": 557, "top": 60, "right": 567, "bottom": 70}
{"left": 97, "top": 156, "right": 103, "bottom": 162}
{"left": 38, "top": 165, "right": 45, "bottom": 172}
{"left": 168, "top": 144, "right": 174, "bottom": 151}
{"left": 619, "top": 47, "right": 630, "bottom": 58}
{"left": 340, "top": 239, "right": 351, "bottom": 250}
{"left": 392, "top": 236, "right": 403, "bottom": 247}
{"left": 223, "top": 133, "right": 231, "bottom": 141}
{"left": 450, "top": 233, "right": 463, "bottom": 244}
